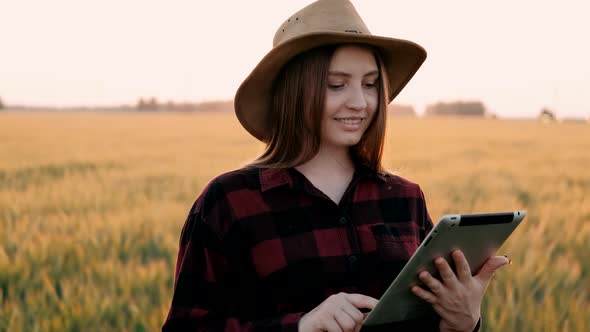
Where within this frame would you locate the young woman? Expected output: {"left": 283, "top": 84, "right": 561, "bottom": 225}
{"left": 162, "top": 1, "right": 509, "bottom": 331}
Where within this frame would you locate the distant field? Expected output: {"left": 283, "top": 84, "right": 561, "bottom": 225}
{"left": 0, "top": 111, "right": 588, "bottom": 331}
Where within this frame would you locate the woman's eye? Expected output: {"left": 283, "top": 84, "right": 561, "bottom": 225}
{"left": 328, "top": 84, "right": 344, "bottom": 90}
{"left": 364, "top": 82, "right": 378, "bottom": 89}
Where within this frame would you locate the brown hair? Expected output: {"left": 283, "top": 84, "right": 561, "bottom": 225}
{"left": 247, "top": 44, "right": 390, "bottom": 173}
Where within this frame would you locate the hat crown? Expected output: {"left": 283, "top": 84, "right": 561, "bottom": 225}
{"left": 273, "top": 0, "right": 371, "bottom": 47}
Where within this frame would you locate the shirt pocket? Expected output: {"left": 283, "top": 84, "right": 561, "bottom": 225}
{"left": 370, "top": 224, "right": 419, "bottom": 261}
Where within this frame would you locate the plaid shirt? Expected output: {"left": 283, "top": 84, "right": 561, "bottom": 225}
{"left": 163, "top": 163, "right": 442, "bottom": 331}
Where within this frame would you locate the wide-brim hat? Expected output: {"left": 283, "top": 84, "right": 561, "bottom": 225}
{"left": 234, "top": 0, "right": 427, "bottom": 142}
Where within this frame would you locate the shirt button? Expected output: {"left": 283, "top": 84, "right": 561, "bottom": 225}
{"left": 339, "top": 217, "right": 348, "bottom": 225}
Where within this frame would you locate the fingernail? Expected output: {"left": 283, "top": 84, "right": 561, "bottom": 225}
{"left": 503, "top": 255, "right": 512, "bottom": 265}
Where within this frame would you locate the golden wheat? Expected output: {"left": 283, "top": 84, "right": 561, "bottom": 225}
{"left": 0, "top": 112, "right": 588, "bottom": 331}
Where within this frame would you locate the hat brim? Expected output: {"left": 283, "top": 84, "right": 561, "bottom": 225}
{"left": 234, "top": 32, "right": 427, "bottom": 142}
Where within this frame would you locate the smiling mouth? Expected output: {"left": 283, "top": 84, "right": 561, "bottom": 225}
{"left": 334, "top": 118, "right": 365, "bottom": 125}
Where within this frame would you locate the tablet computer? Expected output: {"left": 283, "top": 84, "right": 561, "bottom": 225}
{"left": 363, "top": 210, "right": 526, "bottom": 326}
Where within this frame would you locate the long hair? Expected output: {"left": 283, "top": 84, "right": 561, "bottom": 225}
{"left": 247, "top": 44, "right": 390, "bottom": 173}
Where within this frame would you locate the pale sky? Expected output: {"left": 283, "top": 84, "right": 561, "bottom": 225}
{"left": 1, "top": 0, "right": 589, "bottom": 118}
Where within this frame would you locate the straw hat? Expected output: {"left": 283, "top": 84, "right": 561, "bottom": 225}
{"left": 234, "top": 0, "right": 427, "bottom": 142}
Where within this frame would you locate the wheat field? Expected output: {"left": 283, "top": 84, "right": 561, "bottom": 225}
{"left": 0, "top": 111, "right": 588, "bottom": 331}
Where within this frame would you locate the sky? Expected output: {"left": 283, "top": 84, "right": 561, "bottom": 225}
{"left": 1, "top": 0, "right": 589, "bottom": 118}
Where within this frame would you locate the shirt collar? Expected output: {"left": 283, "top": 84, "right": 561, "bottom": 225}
{"left": 258, "top": 162, "right": 387, "bottom": 193}
{"left": 259, "top": 167, "right": 294, "bottom": 192}
{"left": 356, "top": 162, "right": 389, "bottom": 183}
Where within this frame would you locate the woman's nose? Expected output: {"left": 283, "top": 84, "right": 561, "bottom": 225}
{"left": 345, "top": 85, "right": 368, "bottom": 111}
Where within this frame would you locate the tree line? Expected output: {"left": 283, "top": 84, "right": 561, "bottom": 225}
{"left": 135, "top": 98, "right": 492, "bottom": 117}
{"left": 0, "top": 96, "right": 490, "bottom": 117}
{"left": 136, "top": 97, "right": 233, "bottom": 112}
{"left": 389, "top": 101, "right": 491, "bottom": 117}
{"left": 4, "top": 96, "right": 583, "bottom": 121}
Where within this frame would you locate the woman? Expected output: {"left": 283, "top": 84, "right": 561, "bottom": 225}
{"left": 162, "top": 0, "right": 509, "bottom": 331}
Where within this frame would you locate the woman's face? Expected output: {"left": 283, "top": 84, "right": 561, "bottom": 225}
{"left": 321, "top": 45, "right": 379, "bottom": 150}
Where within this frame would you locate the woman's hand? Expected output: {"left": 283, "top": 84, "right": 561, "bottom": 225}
{"left": 298, "top": 292, "right": 378, "bottom": 332}
{"left": 411, "top": 250, "right": 510, "bottom": 332}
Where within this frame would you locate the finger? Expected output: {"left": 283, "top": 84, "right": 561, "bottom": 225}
{"left": 475, "top": 255, "right": 510, "bottom": 283}
{"left": 411, "top": 285, "right": 438, "bottom": 304}
{"left": 452, "top": 250, "right": 472, "bottom": 281}
{"left": 345, "top": 293, "right": 379, "bottom": 310}
{"left": 322, "top": 316, "right": 344, "bottom": 332}
{"left": 434, "top": 257, "right": 458, "bottom": 286}
{"left": 334, "top": 309, "right": 357, "bottom": 332}
{"left": 340, "top": 302, "right": 364, "bottom": 324}
{"left": 419, "top": 271, "right": 445, "bottom": 294}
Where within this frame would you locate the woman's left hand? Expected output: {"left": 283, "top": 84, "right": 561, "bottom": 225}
{"left": 411, "top": 250, "right": 510, "bottom": 332}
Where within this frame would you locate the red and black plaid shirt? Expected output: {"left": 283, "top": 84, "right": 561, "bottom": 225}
{"left": 162, "top": 163, "right": 441, "bottom": 331}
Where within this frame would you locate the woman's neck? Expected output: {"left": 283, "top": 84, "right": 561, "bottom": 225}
{"left": 295, "top": 145, "right": 355, "bottom": 177}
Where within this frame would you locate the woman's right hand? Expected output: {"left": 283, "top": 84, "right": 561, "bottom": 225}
{"left": 298, "top": 292, "right": 379, "bottom": 332}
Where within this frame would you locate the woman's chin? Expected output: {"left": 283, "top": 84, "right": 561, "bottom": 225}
{"left": 324, "top": 137, "right": 362, "bottom": 148}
